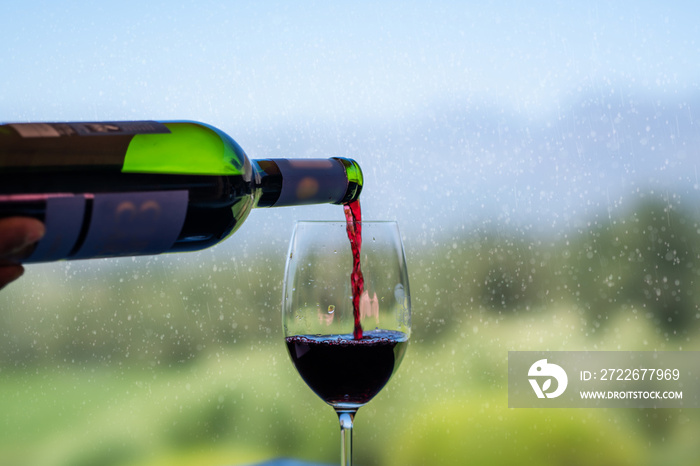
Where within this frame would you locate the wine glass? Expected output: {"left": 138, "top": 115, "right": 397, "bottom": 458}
{"left": 282, "top": 220, "right": 411, "bottom": 466}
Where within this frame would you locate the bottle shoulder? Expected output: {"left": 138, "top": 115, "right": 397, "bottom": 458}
{"left": 124, "top": 121, "right": 251, "bottom": 177}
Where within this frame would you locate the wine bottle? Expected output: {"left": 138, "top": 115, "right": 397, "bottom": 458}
{"left": 0, "top": 120, "right": 363, "bottom": 262}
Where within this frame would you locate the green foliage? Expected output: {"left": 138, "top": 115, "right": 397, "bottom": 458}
{"left": 408, "top": 194, "right": 700, "bottom": 344}
{"left": 570, "top": 197, "right": 700, "bottom": 335}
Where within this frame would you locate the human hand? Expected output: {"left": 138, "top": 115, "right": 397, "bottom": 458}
{"left": 0, "top": 217, "right": 45, "bottom": 290}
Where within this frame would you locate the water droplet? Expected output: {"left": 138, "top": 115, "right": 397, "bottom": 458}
{"left": 394, "top": 283, "right": 405, "bottom": 302}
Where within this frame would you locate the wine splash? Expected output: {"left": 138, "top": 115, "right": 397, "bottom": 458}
{"left": 343, "top": 199, "right": 364, "bottom": 340}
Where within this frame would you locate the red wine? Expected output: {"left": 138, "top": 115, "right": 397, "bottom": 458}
{"left": 285, "top": 329, "right": 408, "bottom": 407}
{"left": 343, "top": 199, "right": 364, "bottom": 339}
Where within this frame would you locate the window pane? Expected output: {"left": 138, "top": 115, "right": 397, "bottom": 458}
{"left": 1, "top": 3, "right": 698, "bottom": 466}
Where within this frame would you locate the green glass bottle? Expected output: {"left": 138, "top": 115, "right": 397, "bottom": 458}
{"left": 0, "top": 120, "right": 363, "bottom": 262}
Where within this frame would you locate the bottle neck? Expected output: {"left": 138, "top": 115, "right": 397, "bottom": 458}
{"left": 253, "top": 157, "right": 363, "bottom": 208}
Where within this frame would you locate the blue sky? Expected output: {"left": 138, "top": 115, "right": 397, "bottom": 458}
{"left": 2, "top": 1, "right": 698, "bottom": 122}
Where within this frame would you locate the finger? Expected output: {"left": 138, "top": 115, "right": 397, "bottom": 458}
{"left": 0, "top": 217, "right": 45, "bottom": 257}
{"left": 0, "top": 264, "right": 25, "bottom": 290}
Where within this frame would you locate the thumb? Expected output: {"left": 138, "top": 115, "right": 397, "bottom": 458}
{"left": 0, "top": 217, "right": 46, "bottom": 258}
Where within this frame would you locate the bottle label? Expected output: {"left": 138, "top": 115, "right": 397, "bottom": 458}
{"left": 25, "top": 195, "right": 87, "bottom": 261}
{"left": 8, "top": 121, "right": 170, "bottom": 138}
{"left": 272, "top": 158, "right": 347, "bottom": 206}
{"left": 25, "top": 190, "right": 188, "bottom": 262}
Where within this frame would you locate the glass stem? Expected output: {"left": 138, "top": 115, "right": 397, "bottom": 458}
{"left": 336, "top": 409, "right": 357, "bottom": 466}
